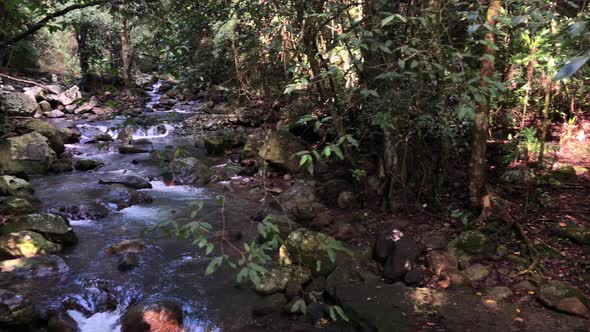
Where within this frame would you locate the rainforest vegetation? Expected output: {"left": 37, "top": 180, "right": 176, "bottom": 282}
{"left": 0, "top": 1, "right": 589, "bottom": 331}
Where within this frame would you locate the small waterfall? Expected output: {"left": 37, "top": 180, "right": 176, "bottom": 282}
{"left": 69, "top": 309, "right": 122, "bottom": 332}
{"left": 146, "top": 81, "right": 163, "bottom": 111}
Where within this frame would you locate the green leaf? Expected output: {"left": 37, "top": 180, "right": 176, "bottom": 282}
{"left": 205, "top": 257, "right": 223, "bottom": 275}
{"left": 333, "top": 306, "right": 349, "bottom": 322}
{"left": 248, "top": 269, "right": 261, "bottom": 286}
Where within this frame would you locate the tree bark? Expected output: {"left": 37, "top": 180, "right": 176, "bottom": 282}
{"left": 0, "top": 0, "right": 111, "bottom": 48}
{"left": 120, "top": 13, "right": 131, "bottom": 84}
{"left": 468, "top": 0, "right": 502, "bottom": 209}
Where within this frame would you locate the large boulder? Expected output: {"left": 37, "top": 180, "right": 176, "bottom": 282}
{"left": 0, "top": 91, "right": 38, "bottom": 116}
{"left": 0, "top": 289, "right": 37, "bottom": 327}
{"left": 1, "top": 214, "right": 77, "bottom": 245}
{"left": 122, "top": 301, "right": 183, "bottom": 332}
{"left": 382, "top": 238, "right": 421, "bottom": 281}
{"left": 0, "top": 176, "right": 33, "bottom": 197}
{"left": 73, "top": 97, "right": 97, "bottom": 115}
{"left": 0, "top": 132, "right": 57, "bottom": 175}
{"left": 253, "top": 265, "right": 311, "bottom": 295}
{"left": 258, "top": 130, "right": 305, "bottom": 173}
{"left": 283, "top": 228, "right": 347, "bottom": 276}
{"left": 276, "top": 181, "right": 325, "bottom": 221}
{"left": 98, "top": 174, "right": 152, "bottom": 190}
{"left": 0, "top": 231, "right": 62, "bottom": 259}
{"left": 168, "top": 158, "right": 214, "bottom": 186}
{"left": 17, "top": 119, "right": 65, "bottom": 155}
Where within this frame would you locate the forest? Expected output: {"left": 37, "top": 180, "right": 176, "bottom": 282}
{"left": 0, "top": 0, "right": 589, "bottom": 331}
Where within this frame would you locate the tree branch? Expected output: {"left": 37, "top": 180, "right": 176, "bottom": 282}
{"left": 0, "top": 0, "right": 112, "bottom": 48}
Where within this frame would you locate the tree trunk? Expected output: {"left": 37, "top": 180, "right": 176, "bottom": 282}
{"left": 468, "top": 0, "right": 502, "bottom": 209}
{"left": 120, "top": 14, "right": 131, "bottom": 84}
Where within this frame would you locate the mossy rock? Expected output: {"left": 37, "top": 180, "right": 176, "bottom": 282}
{"left": 2, "top": 214, "right": 77, "bottom": 246}
{"left": 539, "top": 280, "right": 590, "bottom": 318}
{"left": 0, "top": 176, "right": 33, "bottom": 197}
{"left": 0, "top": 231, "right": 62, "bottom": 259}
{"left": 0, "top": 197, "right": 33, "bottom": 216}
{"left": 544, "top": 165, "right": 577, "bottom": 184}
{"left": 0, "top": 289, "right": 37, "bottom": 326}
{"left": 254, "top": 265, "right": 311, "bottom": 295}
{"left": 449, "top": 230, "right": 495, "bottom": 259}
{"left": 550, "top": 224, "right": 590, "bottom": 245}
{"left": 284, "top": 228, "right": 352, "bottom": 276}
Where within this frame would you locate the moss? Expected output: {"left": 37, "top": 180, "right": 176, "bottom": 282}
{"left": 450, "top": 230, "right": 495, "bottom": 258}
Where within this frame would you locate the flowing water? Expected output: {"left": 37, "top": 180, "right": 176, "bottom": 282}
{"left": 10, "top": 83, "right": 266, "bottom": 331}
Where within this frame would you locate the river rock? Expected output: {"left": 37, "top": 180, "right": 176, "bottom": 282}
{"left": 118, "top": 251, "right": 140, "bottom": 271}
{"left": 464, "top": 263, "right": 491, "bottom": 282}
{"left": 17, "top": 119, "right": 65, "bottom": 155}
{"left": 50, "top": 158, "right": 73, "bottom": 173}
{"left": 98, "top": 174, "right": 152, "bottom": 189}
{"left": 261, "top": 214, "right": 302, "bottom": 241}
{"left": 383, "top": 238, "right": 421, "bottom": 281}
{"left": 102, "top": 185, "right": 153, "bottom": 210}
{"left": 0, "top": 91, "right": 38, "bottom": 116}
{"left": 0, "top": 255, "right": 69, "bottom": 278}
{"left": 2, "top": 214, "right": 78, "bottom": 245}
{"left": 38, "top": 100, "right": 52, "bottom": 113}
{"left": 119, "top": 145, "right": 149, "bottom": 154}
{"left": 538, "top": 280, "right": 590, "bottom": 319}
{"left": 254, "top": 265, "right": 311, "bottom": 295}
{"left": 276, "top": 180, "right": 325, "bottom": 221}
{"left": 283, "top": 228, "right": 343, "bottom": 276}
{"left": 168, "top": 157, "right": 213, "bottom": 186}
{"left": 0, "top": 132, "right": 57, "bottom": 175}
{"left": 258, "top": 130, "right": 305, "bottom": 174}
{"left": 426, "top": 250, "right": 458, "bottom": 276}
{"left": 0, "top": 197, "right": 33, "bottom": 215}
{"left": 252, "top": 294, "right": 288, "bottom": 316}
{"left": 122, "top": 301, "right": 183, "bottom": 332}
{"left": 74, "top": 97, "right": 97, "bottom": 115}
{"left": 0, "top": 175, "right": 33, "bottom": 197}
{"left": 0, "top": 289, "right": 37, "bottom": 326}
{"left": 117, "top": 127, "right": 134, "bottom": 144}
{"left": 51, "top": 85, "right": 81, "bottom": 106}
{"left": 44, "top": 110, "right": 65, "bottom": 118}
{"left": 0, "top": 231, "right": 62, "bottom": 259}
{"left": 74, "top": 159, "right": 103, "bottom": 171}
{"left": 107, "top": 239, "right": 146, "bottom": 255}
{"left": 49, "top": 202, "right": 110, "bottom": 220}
{"left": 48, "top": 311, "right": 79, "bottom": 332}
{"left": 60, "top": 127, "right": 81, "bottom": 144}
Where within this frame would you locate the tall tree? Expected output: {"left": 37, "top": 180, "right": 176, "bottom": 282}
{"left": 468, "top": 0, "right": 502, "bottom": 209}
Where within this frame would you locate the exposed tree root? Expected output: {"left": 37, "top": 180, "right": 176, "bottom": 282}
{"left": 475, "top": 190, "right": 542, "bottom": 276}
